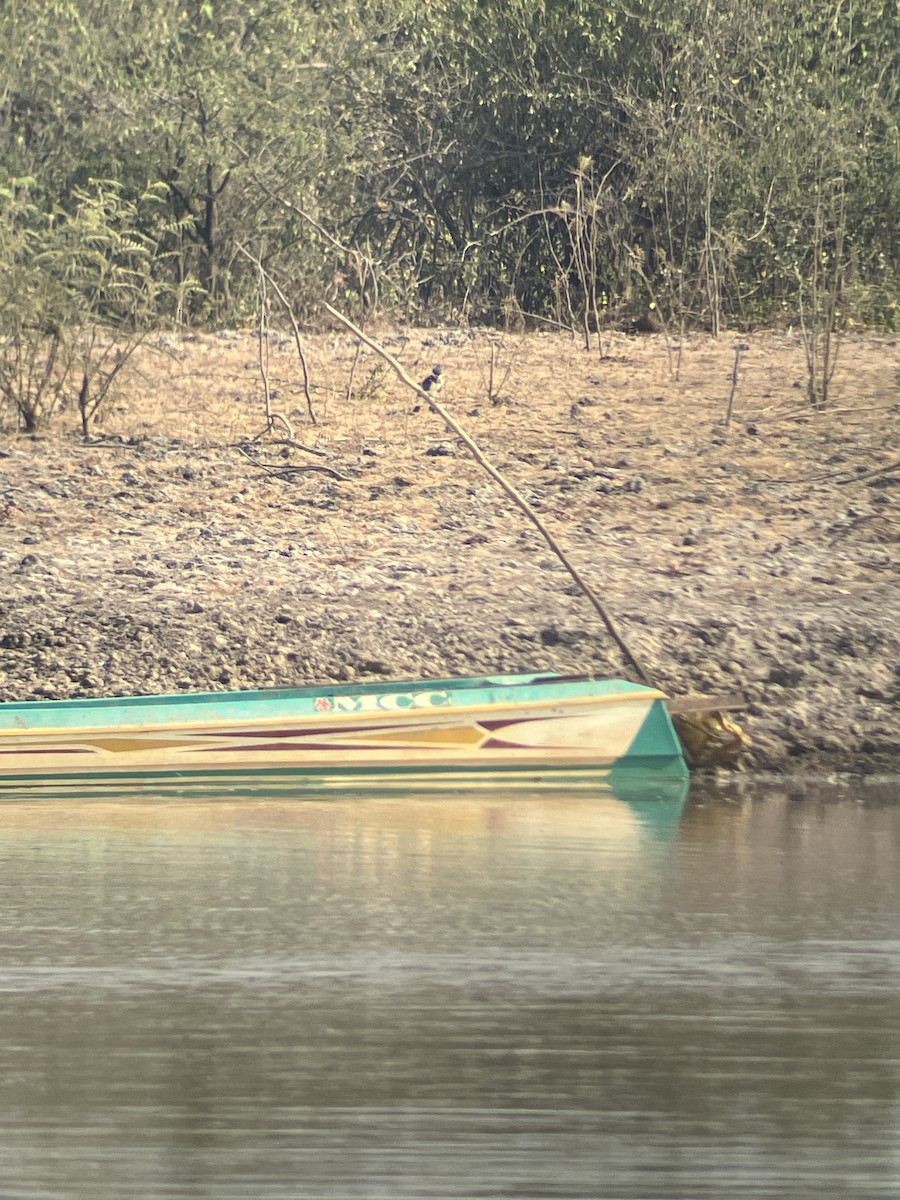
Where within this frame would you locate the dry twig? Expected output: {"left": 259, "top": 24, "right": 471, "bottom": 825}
{"left": 723, "top": 343, "right": 746, "bottom": 431}
{"left": 237, "top": 443, "right": 350, "bottom": 481}
{"left": 236, "top": 243, "right": 316, "bottom": 425}
{"left": 752, "top": 458, "right": 900, "bottom": 486}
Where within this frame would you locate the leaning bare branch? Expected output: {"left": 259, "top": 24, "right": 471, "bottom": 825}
{"left": 322, "top": 301, "right": 654, "bottom": 687}
{"left": 230, "top": 155, "right": 380, "bottom": 316}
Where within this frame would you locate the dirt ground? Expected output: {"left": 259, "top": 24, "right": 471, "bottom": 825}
{"left": 0, "top": 324, "right": 897, "bottom": 775}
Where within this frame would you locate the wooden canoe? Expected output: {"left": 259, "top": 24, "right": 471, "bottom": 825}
{"left": 0, "top": 672, "right": 688, "bottom": 795}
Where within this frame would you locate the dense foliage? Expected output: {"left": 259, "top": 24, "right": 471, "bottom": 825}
{"left": 2, "top": 0, "right": 898, "bottom": 336}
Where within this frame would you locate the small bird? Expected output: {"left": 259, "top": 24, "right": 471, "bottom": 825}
{"left": 420, "top": 364, "right": 444, "bottom": 395}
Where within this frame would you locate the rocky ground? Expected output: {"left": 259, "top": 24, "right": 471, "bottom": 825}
{"left": 0, "top": 326, "right": 897, "bottom": 776}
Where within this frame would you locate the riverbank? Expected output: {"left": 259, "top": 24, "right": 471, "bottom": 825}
{"left": 0, "top": 327, "right": 897, "bottom": 774}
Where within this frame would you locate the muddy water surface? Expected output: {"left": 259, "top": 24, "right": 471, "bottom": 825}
{"left": 0, "top": 782, "right": 897, "bottom": 1199}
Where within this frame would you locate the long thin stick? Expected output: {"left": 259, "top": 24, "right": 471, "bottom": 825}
{"left": 752, "top": 458, "right": 900, "bottom": 486}
{"left": 760, "top": 402, "right": 898, "bottom": 425}
{"left": 257, "top": 268, "right": 273, "bottom": 428}
{"left": 236, "top": 243, "right": 316, "bottom": 424}
{"left": 724, "top": 344, "right": 743, "bottom": 431}
{"left": 323, "top": 302, "right": 653, "bottom": 686}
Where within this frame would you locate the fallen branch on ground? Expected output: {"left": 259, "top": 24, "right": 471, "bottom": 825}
{"left": 752, "top": 458, "right": 899, "bottom": 486}
{"left": 237, "top": 443, "right": 351, "bottom": 481}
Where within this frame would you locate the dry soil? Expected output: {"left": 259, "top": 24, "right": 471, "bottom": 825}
{"left": 1, "top": 325, "right": 897, "bottom": 775}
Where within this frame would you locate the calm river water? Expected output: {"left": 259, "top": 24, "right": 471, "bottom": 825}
{"left": 0, "top": 779, "right": 897, "bottom": 1200}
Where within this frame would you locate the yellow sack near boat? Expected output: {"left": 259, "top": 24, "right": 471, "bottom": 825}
{"left": 674, "top": 711, "right": 751, "bottom": 768}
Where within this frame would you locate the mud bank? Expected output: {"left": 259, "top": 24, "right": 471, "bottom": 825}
{"left": 0, "top": 328, "right": 897, "bottom": 774}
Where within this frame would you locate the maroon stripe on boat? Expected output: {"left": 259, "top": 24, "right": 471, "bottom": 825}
{"left": 481, "top": 736, "right": 563, "bottom": 750}
{"left": 478, "top": 716, "right": 556, "bottom": 732}
{"left": 0, "top": 748, "right": 92, "bottom": 756}
{"left": 192, "top": 742, "right": 411, "bottom": 754}
{"left": 183, "top": 723, "right": 415, "bottom": 740}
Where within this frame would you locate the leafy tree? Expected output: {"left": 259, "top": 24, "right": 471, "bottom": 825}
{"left": 1, "top": 0, "right": 897, "bottom": 332}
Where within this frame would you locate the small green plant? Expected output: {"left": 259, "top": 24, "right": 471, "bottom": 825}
{"left": 0, "top": 180, "right": 189, "bottom": 437}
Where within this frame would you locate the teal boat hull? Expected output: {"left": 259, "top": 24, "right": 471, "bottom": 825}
{"left": 0, "top": 672, "right": 688, "bottom": 794}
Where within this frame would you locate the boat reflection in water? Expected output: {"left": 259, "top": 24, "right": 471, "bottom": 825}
{"left": 0, "top": 768, "right": 689, "bottom": 846}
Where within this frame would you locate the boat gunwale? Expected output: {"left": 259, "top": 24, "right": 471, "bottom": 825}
{"left": 0, "top": 683, "right": 667, "bottom": 740}
{"left": 0, "top": 670, "right": 620, "bottom": 712}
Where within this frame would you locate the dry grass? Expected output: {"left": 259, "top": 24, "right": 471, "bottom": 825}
{"left": 87, "top": 325, "right": 899, "bottom": 533}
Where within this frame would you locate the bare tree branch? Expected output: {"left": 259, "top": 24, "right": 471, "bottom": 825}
{"left": 322, "top": 301, "right": 655, "bottom": 687}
